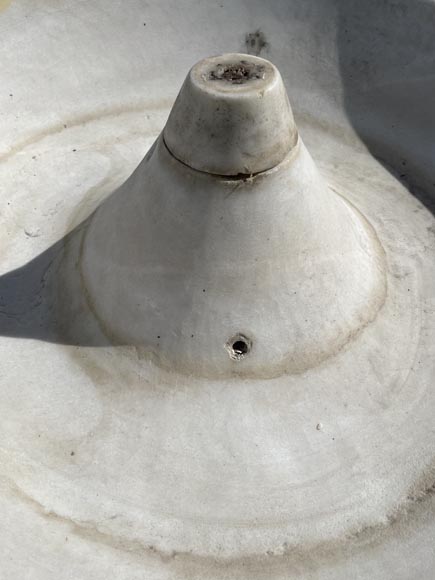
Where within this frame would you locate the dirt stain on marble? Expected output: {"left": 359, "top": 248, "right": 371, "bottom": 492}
{"left": 0, "top": 0, "right": 12, "bottom": 12}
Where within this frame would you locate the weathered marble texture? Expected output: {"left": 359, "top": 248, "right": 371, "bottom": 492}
{"left": 0, "top": 1, "right": 435, "bottom": 578}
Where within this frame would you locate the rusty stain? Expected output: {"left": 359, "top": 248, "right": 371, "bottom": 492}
{"left": 0, "top": 0, "right": 12, "bottom": 13}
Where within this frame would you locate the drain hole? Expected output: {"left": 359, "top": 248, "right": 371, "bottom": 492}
{"left": 226, "top": 334, "right": 252, "bottom": 360}
{"left": 232, "top": 340, "right": 249, "bottom": 356}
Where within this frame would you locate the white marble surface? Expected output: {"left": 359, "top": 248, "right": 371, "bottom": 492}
{"left": 0, "top": 1, "right": 435, "bottom": 578}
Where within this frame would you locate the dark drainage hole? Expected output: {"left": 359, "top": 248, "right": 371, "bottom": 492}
{"left": 226, "top": 334, "right": 252, "bottom": 360}
{"left": 232, "top": 340, "right": 249, "bottom": 356}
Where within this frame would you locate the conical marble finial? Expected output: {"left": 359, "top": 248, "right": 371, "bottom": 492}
{"left": 80, "top": 54, "right": 386, "bottom": 378}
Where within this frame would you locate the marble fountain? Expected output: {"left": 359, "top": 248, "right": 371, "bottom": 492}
{"left": 0, "top": 1, "right": 435, "bottom": 578}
